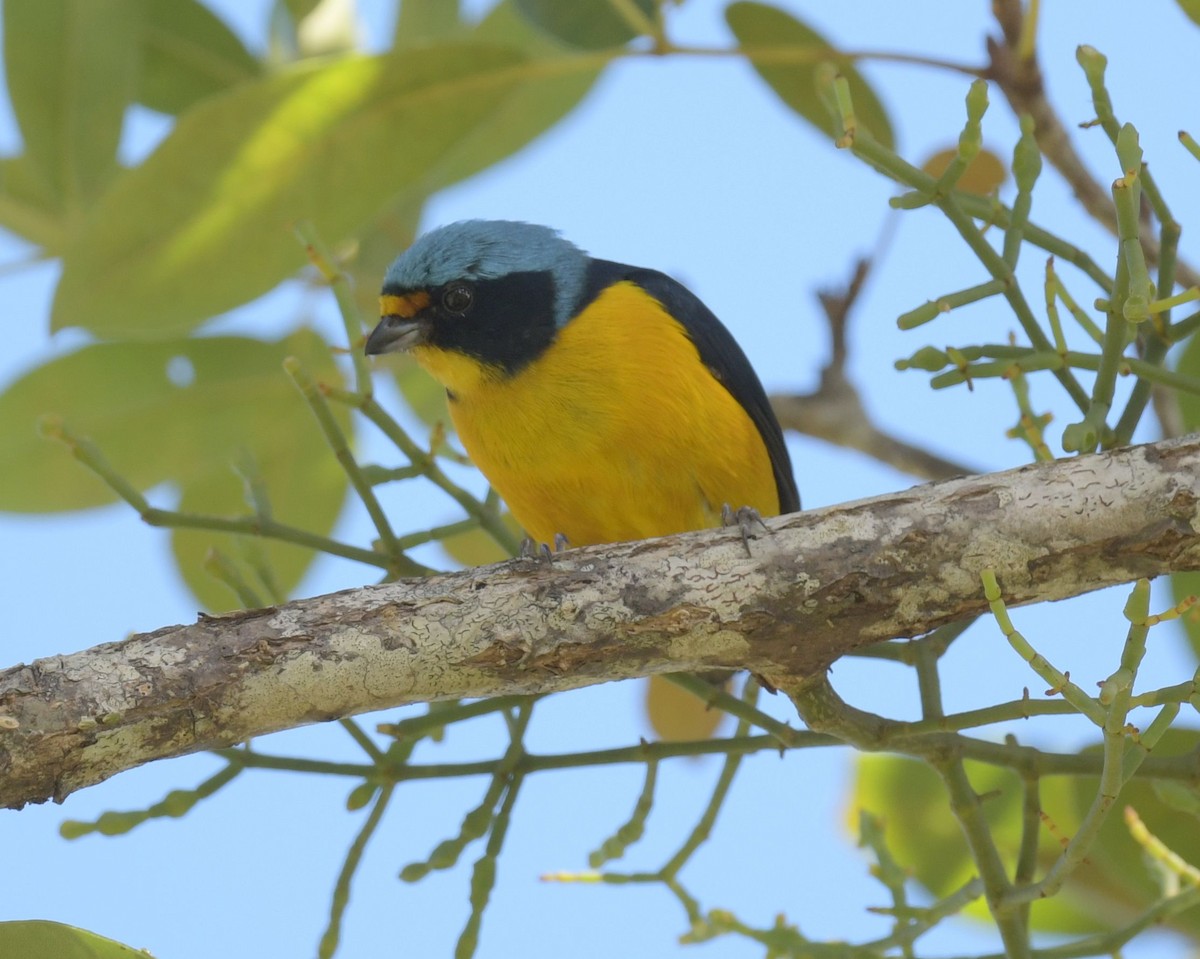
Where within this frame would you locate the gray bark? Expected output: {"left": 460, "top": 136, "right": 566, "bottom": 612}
{"left": 2, "top": 434, "right": 1199, "bottom": 810}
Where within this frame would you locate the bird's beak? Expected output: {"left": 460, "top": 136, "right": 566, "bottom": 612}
{"left": 365, "top": 293, "right": 429, "bottom": 355}
{"left": 365, "top": 315, "right": 424, "bottom": 355}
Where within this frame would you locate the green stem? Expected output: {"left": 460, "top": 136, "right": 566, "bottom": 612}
{"left": 318, "top": 784, "right": 395, "bottom": 959}
{"left": 285, "top": 358, "right": 413, "bottom": 575}
{"left": 41, "top": 416, "right": 400, "bottom": 570}
{"left": 981, "top": 569, "right": 1107, "bottom": 724}
{"left": 328, "top": 388, "right": 521, "bottom": 555}
{"left": 339, "top": 718, "right": 385, "bottom": 763}
{"left": 659, "top": 680, "right": 758, "bottom": 878}
{"left": 203, "top": 549, "right": 266, "bottom": 608}
{"left": 378, "top": 696, "right": 532, "bottom": 740}
{"left": 935, "top": 757, "right": 1030, "bottom": 957}
{"left": 295, "top": 220, "right": 372, "bottom": 395}
{"left": 662, "top": 672, "right": 796, "bottom": 744}
{"left": 1004, "top": 114, "right": 1042, "bottom": 268}
{"left": 896, "top": 279, "right": 1006, "bottom": 330}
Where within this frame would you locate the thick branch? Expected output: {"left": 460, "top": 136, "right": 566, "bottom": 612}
{"left": 3, "top": 435, "right": 1200, "bottom": 809}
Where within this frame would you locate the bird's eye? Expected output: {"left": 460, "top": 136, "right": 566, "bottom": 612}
{"left": 441, "top": 283, "right": 474, "bottom": 314}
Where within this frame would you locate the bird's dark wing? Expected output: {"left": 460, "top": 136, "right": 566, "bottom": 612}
{"left": 579, "top": 259, "right": 800, "bottom": 513}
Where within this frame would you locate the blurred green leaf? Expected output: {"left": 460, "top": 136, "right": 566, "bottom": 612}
{"left": 0, "top": 330, "right": 348, "bottom": 610}
{"left": 1172, "top": 335, "right": 1200, "bottom": 660}
{"left": 514, "top": 0, "right": 654, "bottom": 49}
{"left": 1178, "top": 327, "right": 1200, "bottom": 418}
{"left": 0, "top": 920, "right": 148, "bottom": 959}
{"left": 0, "top": 155, "right": 70, "bottom": 252}
{"left": 854, "top": 755, "right": 1009, "bottom": 919}
{"left": 1176, "top": 0, "right": 1200, "bottom": 28}
{"left": 725, "top": 1, "right": 895, "bottom": 150}
{"left": 441, "top": 511, "right": 521, "bottom": 567}
{"left": 1171, "top": 570, "right": 1200, "bottom": 662}
{"left": 645, "top": 674, "right": 728, "bottom": 742}
{"left": 854, "top": 734, "right": 1200, "bottom": 937}
{"left": 349, "top": 1, "right": 603, "bottom": 340}
{"left": 3, "top": 0, "right": 141, "bottom": 210}
{"left": 394, "top": 0, "right": 463, "bottom": 43}
{"left": 138, "top": 0, "right": 263, "bottom": 115}
{"left": 1047, "top": 730, "right": 1200, "bottom": 937}
{"left": 343, "top": 192, "right": 425, "bottom": 323}
{"left": 921, "top": 145, "right": 1008, "bottom": 196}
{"left": 294, "top": 0, "right": 359, "bottom": 57}
{"left": 279, "top": 0, "right": 323, "bottom": 25}
{"left": 394, "top": 354, "right": 452, "bottom": 429}
{"left": 425, "top": 0, "right": 603, "bottom": 189}
{"left": 854, "top": 755, "right": 1105, "bottom": 933}
{"left": 51, "top": 43, "right": 536, "bottom": 339}
{"left": 1152, "top": 779, "right": 1200, "bottom": 819}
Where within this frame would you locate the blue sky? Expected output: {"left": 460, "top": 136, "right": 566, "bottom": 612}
{"left": 3, "top": 2, "right": 1200, "bottom": 957}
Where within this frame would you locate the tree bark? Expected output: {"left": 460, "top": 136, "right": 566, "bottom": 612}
{"left": 3, "top": 434, "right": 1199, "bottom": 810}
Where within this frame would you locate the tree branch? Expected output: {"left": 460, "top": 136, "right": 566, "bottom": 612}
{"left": 770, "top": 258, "right": 980, "bottom": 483}
{"left": 771, "top": 377, "right": 977, "bottom": 482}
{"left": 3, "top": 434, "right": 1200, "bottom": 809}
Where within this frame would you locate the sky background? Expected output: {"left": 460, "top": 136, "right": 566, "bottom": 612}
{"left": 3, "top": 1, "right": 1200, "bottom": 957}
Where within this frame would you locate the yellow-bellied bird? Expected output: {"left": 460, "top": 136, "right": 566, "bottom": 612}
{"left": 365, "top": 220, "right": 798, "bottom": 549}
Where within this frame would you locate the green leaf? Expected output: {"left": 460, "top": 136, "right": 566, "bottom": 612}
{"left": 52, "top": 43, "right": 531, "bottom": 339}
{"left": 725, "top": 1, "right": 895, "bottom": 150}
{"left": 0, "top": 155, "right": 70, "bottom": 253}
{"left": 645, "top": 674, "right": 728, "bottom": 742}
{"left": 514, "top": 0, "right": 654, "bottom": 49}
{"left": 921, "top": 145, "right": 1008, "bottom": 196}
{"left": 349, "top": 1, "right": 602, "bottom": 342}
{"left": 0, "top": 330, "right": 348, "bottom": 610}
{"left": 1048, "top": 729, "right": 1200, "bottom": 938}
{"left": 3, "top": 0, "right": 141, "bottom": 209}
{"left": 1170, "top": 569, "right": 1200, "bottom": 662}
{"left": 424, "top": 0, "right": 602, "bottom": 189}
{"left": 1152, "top": 779, "right": 1200, "bottom": 819}
{"left": 854, "top": 755, "right": 1108, "bottom": 933}
{"left": 293, "top": 0, "right": 359, "bottom": 57}
{"left": 138, "top": 0, "right": 263, "bottom": 115}
{"left": 854, "top": 735, "right": 1200, "bottom": 937}
{"left": 278, "top": 0, "right": 323, "bottom": 26}
{"left": 0, "top": 921, "right": 149, "bottom": 959}
{"left": 854, "top": 755, "right": 1004, "bottom": 918}
{"left": 1176, "top": 0, "right": 1200, "bottom": 28}
{"left": 1172, "top": 317, "right": 1200, "bottom": 433}
{"left": 394, "top": 354, "right": 453, "bottom": 429}
{"left": 441, "top": 512, "right": 521, "bottom": 567}
{"left": 394, "top": 0, "right": 463, "bottom": 43}
{"left": 343, "top": 192, "right": 425, "bottom": 324}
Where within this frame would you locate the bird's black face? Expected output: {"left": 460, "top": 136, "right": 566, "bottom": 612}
{"left": 367, "top": 270, "right": 561, "bottom": 375}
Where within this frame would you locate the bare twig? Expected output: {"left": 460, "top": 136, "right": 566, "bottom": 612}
{"left": 772, "top": 258, "right": 979, "bottom": 481}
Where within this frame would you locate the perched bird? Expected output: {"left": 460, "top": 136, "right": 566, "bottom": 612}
{"left": 364, "top": 220, "right": 799, "bottom": 550}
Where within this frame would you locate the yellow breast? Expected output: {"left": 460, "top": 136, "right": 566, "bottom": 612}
{"left": 411, "top": 281, "right": 780, "bottom": 547}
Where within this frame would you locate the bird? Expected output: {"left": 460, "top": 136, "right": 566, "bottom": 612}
{"left": 364, "top": 219, "right": 799, "bottom": 551}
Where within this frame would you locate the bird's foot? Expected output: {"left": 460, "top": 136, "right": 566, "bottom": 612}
{"left": 722, "top": 504, "right": 769, "bottom": 557}
{"left": 519, "top": 532, "right": 571, "bottom": 563}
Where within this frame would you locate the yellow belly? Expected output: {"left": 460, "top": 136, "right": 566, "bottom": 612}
{"left": 411, "top": 281, "right": 780, "bottom": 547}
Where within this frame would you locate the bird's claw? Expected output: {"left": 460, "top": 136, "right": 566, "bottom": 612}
{"left": 519, "top": 533, "right": 570, "bottom": 563}
{"left": 722, "top": 504, "right": 769, "bottom": 557}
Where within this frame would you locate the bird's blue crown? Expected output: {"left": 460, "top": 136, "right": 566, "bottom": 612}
{"left": 384, "top": 220, "right": 590, "bottom": 327}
